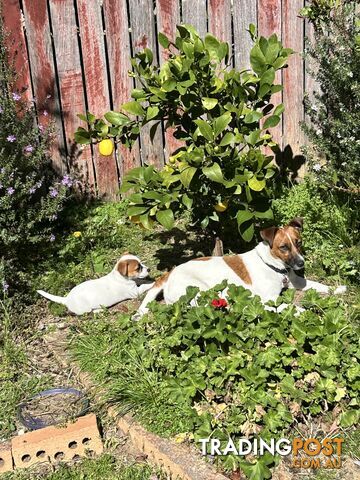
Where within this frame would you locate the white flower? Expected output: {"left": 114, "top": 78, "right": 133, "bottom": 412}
{"left": 316, "top": 129, "right": 322, "bottom": 135}
{"left": 313, "top": 163, "right": 322, "bottom": 172}
{"left": 347, "top": 71, "right": 353, "bottom": 78}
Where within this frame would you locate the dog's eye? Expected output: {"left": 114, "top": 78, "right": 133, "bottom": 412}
{"left": 280, "top": 245, "right": 289, "bottom": 251}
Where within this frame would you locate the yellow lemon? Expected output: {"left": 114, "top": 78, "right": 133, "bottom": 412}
{"left": 214, "top": 201, "right": 228, "bottom": 213}
{"left": 73, "top": 231, "right": 82, "bottom": 238}
{"left": 98, "top": 139, "right": 114, "bottom": 156}
{"left": 129, "top": 215, "right": 141, "bottom": 224}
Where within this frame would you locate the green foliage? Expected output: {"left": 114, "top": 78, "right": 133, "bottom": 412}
{"left": 71, "top": 284, "right": 359, "bottom": 478}
{"left": 301, "top": 1, "right": 360, "bottom": 194}
{"left": 273, "top": 177, "right": 359, "bottom": 282}
{"left": 0, "top": 18, "right": 71, "bottom": 293}
{"left": 75, "top": 25, "right": 293, "bottom": 241}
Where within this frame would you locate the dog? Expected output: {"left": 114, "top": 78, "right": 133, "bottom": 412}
{"left": 37, "top": 253, "right": 154, "bottom": 315}
{"left": 134, "top": 218, "right": 346, "bottom": 318}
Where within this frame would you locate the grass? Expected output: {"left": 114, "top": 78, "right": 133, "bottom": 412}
{"left": 1, "top": 453, "right": 165, "bottom": 479}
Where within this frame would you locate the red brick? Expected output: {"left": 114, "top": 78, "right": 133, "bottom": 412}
{"left": 0, "top": 441, "right": 13, "bottom": 474}
{"left": 12, "top": 413, "right": 103, "bottom": 469}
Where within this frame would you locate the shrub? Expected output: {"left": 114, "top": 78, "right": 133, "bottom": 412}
{"left": 300, "top": 1, "right": 360, "bottom": 194}
{"left": 72, "top": 284, "right": 360, "bottom": 478}
{"left": 75, "top": 24, "right": 293, "bottom": 244}
{"left": 0, "top": 18, "right": 71, "bottom": 292}
{"left": 272, "top": 176, "right": 360, "bottom": 282}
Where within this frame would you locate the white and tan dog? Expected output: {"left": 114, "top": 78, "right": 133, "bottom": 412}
{"left": 37, "top": 253, "right": 154, "bottom": 315}
{"left": 134, "top": 218, "right": 346, "bottom": 318}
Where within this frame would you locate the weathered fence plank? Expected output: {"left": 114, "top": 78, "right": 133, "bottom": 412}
{"left": 127, "top": 0, "right": 164, "bottom": 169}
{"left": 156, "top": 0, "right": 183, "bottom": 161}
{"left": 76, "top": 0, "right": 119, "bottom": 198}
{"left": 258, "top": 0, "right": 282, "bottom": 150}
{"left": 233, "top": 0, "right": 257, "bottom": 69}
{"left": 181, "top": 0, "right": 207, "bottom": 38}
{"left": 49, "top": 0, "right": 95, "bottom": 191}
{"left": 22, "top": 0, "right": 66, "bottom": 174}
{"left": 103, "top": 0, "right": 141, "bottom": 180}
{"left": 208, "top": 0, "right": 232, "bottom": 47}
{"left": 3, "top": 0, "right": 32, "bottom": 101}
{"left": 282, "top": 0, "right": 305, "bottom": 164}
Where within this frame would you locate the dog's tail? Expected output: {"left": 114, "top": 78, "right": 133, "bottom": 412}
{"left": 37, "top": 290, "right": 67, "bottom": 305}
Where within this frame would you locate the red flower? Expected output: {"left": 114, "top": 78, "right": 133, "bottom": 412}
{"left": 211, "top": 298, "right": 228, "bottom": 309}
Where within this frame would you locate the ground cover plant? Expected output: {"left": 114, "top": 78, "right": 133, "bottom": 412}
{"left": 71, "top": 282, "right": 360, "bottom": 479}
{"left": 75, "top": 25, "right": 292, "bottom": 245}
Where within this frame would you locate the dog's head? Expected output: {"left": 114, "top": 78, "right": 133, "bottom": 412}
{"left": 115, "top": 253, "right": 150, "bottom": 279}
{"left": 260, "top": 218, "right": 305, "bottom": 270}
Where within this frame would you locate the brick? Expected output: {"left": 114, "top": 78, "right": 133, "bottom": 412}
{"left": 0, "top": 441, "right": 13, "bottom": 474}
{"left": 116, "top": 414, "right": 228, "bottom": 480}
{"left": 12, "top": 413, "right": 103, "bottom": 469}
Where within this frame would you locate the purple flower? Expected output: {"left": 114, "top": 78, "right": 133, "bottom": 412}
{"left": 7, "top": 135, "right": 16, "bottom": 143}
{"left": 61, "top": 175, "right": 73, "bottom": 187}
{"left": 46, "top": 94, "right": 51, "bottom": 99}
{"left": 12, "top": 92, "right": 21, "bottom": 101}
{"left": 38, "top": 124, "right": 44, "bottom": 132}
{"left": 49, "top": 187, "right": 58, "bottom": 198}
{"left": 50, "top": 214, "right": 58, "bottom": 221}
{"left": 43, "top": 110, "right": 48, "bottom": 117}
{"left": 36, "top": 180, "right": 43, "bottom": 189}
{"left": 7, "top": 187, "right": 15, "bottom": 195}
{"left": 49, "top": 234, "right": 56, "bottom": 242}
{"left": 0, "top": 106, "right": 3, "bottom": 113}
{"left": 24, "top": 145, "right": 34, "bottom": 153}
{"left": 0, "top": 183, "right": 3, "bottom": 189}
{"left": 2, "top": 280, "right": 9, "bottom": 292}
{"left": 29, "top": 186, "right": 36, "bottom": 194}
{"left": 1, "top": 168, "right": 5, "bottom": 174}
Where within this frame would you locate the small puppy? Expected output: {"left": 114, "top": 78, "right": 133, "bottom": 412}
{"left": 37, "top": 253, "right": 154, "bottom": 315}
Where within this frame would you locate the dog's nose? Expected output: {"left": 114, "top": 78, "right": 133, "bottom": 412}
{"left": 296, "top": 259, "right": 304, "bottom": 268}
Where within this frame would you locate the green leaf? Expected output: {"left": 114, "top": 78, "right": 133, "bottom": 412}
{"left": 180, "top": 166, "right": 197, "bottom": 188}
{"left": 236, "top": 209, "right": 254, "bottom": 225}
{"left": 182, "top": 193, "right": 193, "bottom": 209}
{"left": 213, "top": 112, "right": 231, "bottom": 138}
{"left": 219, "top": 132, "right": 235, "bottom": 146}
{"left": 248, "top": 177, "right": 266, "bottom": 191}
{"left": 263, "top": 115, "right": 280, "bottom": 129}
{"left": 194, "top": 120, "right": 213, "bottom": 141}
{"left": 162, "top": 79, "right": 177, "bottom": 92}
{"left": 240, "top": 458, "right": 272, "bottom": 479}
{"left": 244, "top": 111, "right": 263, "bottom": 124}
{"left": 203, "top": 163, "right": 224, "bottom": 183}
{"left": 201, "top": 97, "right": 218, "bottom": 110}
{"left": 127, "top": 205, "right": 149, "bottom": 216}
{"left": 146, "top": 106, "right": 160, "bottom": 121}
{"left": 204, "top": 34, "right": 221, "bottom": 59}
{"left": 156, "top": 209, "right": 174, "bottom": 229}
{"left": 74, "top": 128, "right": 91, "bottom": 145}
{"left": 260, "top": 67, "right": 275, "bottom": 86}
{"left": 122, "top": 101, "right": 145, "bottom": 116}
{"left": 104, "top": 111, "right": 129, "bottom": 125}
{"left": 273, "top": 104, "right": 285, "bottom": 116}
{"left": 340, "top": 409, "right": 360, "bottom": 428}
{"left": 158, "top": 32, "right": 170, "bottom": 49}
{"left": 250, "top": 43, "right": 267, "bottom": 74}
{"left": 131, "top": 88, "right": 147, "bottom": 100}
{"left": 254, "top": 208, "right": 273, "bottom": 219}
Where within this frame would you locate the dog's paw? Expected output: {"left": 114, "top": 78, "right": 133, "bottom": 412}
{"left": 334, "top": 285, "right": 347, "bottom": 295}
{"left": 131, "top": 311, "right": 143, "bottom": 321}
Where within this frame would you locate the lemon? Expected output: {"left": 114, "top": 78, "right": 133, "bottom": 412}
{"left": 98, "top": 139, "right": 114, "bottom": 156}
{"left": 129, "top": 215, "right": 141, "bottom": 224}
{"left": 214, "top": 201, "right": 228, "bottom": 213}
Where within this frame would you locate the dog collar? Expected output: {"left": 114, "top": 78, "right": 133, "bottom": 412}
{"left": 264, "top": 263, "right": 289, "bottom": 275}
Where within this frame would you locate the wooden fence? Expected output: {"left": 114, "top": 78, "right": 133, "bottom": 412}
{"left": 3, "top": 0, "right": 314, "bottom": 199}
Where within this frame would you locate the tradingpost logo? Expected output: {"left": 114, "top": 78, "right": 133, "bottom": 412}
{"left": 199, "top": 436, "right": 344, "bottom": 469}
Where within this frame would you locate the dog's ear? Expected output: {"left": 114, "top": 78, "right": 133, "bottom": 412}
{"left": 260, "top": 226, "right": 278, "bottom": 248}
{"left": 117, "top": 260, "right": 129, "bottom": 277}
{"left": 288, "top": 217, "right": 303, "bottom": 231}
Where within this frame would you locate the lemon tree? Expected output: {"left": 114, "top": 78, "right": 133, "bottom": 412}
{"left": 75, "top": 25, "right": 292, "bottom": 243}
